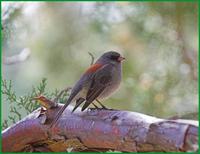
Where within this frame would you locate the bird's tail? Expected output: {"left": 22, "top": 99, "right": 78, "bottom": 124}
{"left": 50, "top": 98, "right": 72, "bottom": 128}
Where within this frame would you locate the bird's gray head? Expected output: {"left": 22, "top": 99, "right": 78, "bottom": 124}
{"left": 97, "top": 51, "right": 125, "bottom": 64}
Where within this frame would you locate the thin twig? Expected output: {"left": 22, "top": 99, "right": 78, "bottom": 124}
{"left": 88, "top": 52, "right": 95, "bottom": 65}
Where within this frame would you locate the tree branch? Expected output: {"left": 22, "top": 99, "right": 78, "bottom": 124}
{"left": 2, "top": 100, "right": 198, "bottom": 152}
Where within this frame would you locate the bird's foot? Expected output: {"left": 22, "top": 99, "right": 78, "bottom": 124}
{"left": 87, "top": 107, "right": 104, "bottom": 111}
{"left": 101, "top": 106, "right": 110, "bottom": 110}
{"left": 87, "top": 107, "right": 115, "bottom": 111}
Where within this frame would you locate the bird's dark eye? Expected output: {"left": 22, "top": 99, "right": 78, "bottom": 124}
{"left": 103, "top": 51, "right": 121, "bottom": 61}
{"left": 110, "top": 55, "right": 119, "bottom": 60}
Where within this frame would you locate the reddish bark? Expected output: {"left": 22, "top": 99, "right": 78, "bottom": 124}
{"left": 2, "top": 104, "right": 198, "bottom": 152}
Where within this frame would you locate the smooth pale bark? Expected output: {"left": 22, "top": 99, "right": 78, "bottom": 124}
{"left": 2, "top": 104, "right": 198, "bottom": 152}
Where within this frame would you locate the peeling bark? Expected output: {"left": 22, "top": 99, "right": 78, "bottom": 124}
{"left": 2, "top": 104, "right": 198, "bottom": 152}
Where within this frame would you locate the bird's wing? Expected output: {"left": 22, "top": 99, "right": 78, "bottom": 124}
{"left": 50, "top": 63, "right": 109, "bottom": 127}
{"left": 50, "top": 63, "right": 105, "bottom": 127}
{"left": 81, "top": 64, "right": 112, "bottom": 111}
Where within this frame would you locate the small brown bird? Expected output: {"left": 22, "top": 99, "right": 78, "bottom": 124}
{"left": 51, "top": 51, "right": 125, "bottom": 127}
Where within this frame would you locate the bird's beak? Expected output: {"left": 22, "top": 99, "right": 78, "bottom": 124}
{"left": 118, "top": 56, "right": 125, "bottom": 62}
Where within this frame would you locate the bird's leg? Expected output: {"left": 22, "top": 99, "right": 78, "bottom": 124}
{"left": 92, "top": 103, "right": 99, "bottom": 109}
{"left": 87, "top": 102, "right": 101, "bottom": 111}
{"left": 95, "top": 99, "right": 109, "bottom": 109}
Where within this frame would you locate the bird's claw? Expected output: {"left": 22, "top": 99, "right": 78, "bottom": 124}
{"left": 88, "top": 107, "right": 100, "bottom": 111}
{"left": 87, "top": 107, "right": 114, "bottom": 111}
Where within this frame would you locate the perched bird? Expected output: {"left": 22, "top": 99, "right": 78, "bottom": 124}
{"left": 50, "top": 51, "right": 125, "bottom": 127}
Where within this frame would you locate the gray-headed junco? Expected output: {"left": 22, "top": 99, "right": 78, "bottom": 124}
{"left": 50, "top": 51, "right": 125, "bottom": 127}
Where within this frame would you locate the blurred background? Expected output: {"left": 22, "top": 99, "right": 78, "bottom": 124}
{"left": 2, "top": 2, "right": 198, "bottom": 123}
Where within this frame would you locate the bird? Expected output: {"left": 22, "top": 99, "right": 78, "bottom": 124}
{"left": 50, "top": 51, "right": 125, "bottom": 127}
